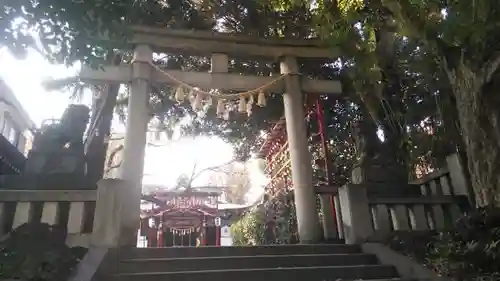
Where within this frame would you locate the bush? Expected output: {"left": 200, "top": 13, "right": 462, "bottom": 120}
{"left": 231, "top": 208, "right": 266, "bottom": 245}
{"left": 0, "top": 222, "right": 87, "bottom": 281}
{"left": 387, "top": 207, "right": 500, "bottom": 281}
{"left": 231, "top": 191, "right": 299, "bottom": 245}
{"left": 384, "top": 230, "right": 437, "bottom": 261}
{"left": 427, "top": 207, "right": 500, "bottom": 280}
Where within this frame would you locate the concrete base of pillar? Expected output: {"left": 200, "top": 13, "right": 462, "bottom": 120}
{"left": 91, "top": 179, "right": 140, "bottom": 248}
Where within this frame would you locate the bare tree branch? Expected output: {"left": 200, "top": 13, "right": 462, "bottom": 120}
{"left": 105, "top": 144, "right": 124, "bottom": 174}
{"left": 187, "top": 160, "right": 199, "bottom": 188}
{"left": 190, "top": 159, "right": 238, "bottom": 183}
{"left": 104, "top": 161, "right": 122, "bottom": 174}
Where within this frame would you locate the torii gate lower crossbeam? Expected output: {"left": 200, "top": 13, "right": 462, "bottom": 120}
{"left": 71, "top": 42, "right": 342, "bottom": 243}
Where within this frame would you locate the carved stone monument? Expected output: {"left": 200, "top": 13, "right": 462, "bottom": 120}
{"left": 24, "top": 104, "right": 90, "bottom": 175}
{"left": 351, "top": 119, "right": 420, "bottom": 197}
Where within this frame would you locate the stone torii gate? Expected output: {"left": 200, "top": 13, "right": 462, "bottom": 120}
{"left": 76, "top": 26, "right": 342, "bottom": 243}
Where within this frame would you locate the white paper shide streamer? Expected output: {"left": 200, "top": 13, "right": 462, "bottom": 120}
{"left": 238, "top": 96, "right": 246, "bottom": 113}
{"left": 257, "top": 90, "right": 267, "bottom": 107}
{"left": 171, "top": 84, "right": 270, "bottom": 120}
{"left": 175, "top": 86, "right": 185, "bottom": 102}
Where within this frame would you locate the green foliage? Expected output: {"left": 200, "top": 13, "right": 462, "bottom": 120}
{"left": 267, "top": 0, "right": 500, "bottom": 204}
{"left": 1, "top": 0, "right": 215, "bottom": 66}
{"left": 231, "top": 192, "right": 299, "bottom": 245}
{"left": 321, "top": 97, "right": 361, "bottom": 184}
{"left": 2, "top": 0, "right": 469, "bottom": 173}
{"left": 0, "top": 222, "right": 87, "bottom": 281}
{"left": 267, "top": 0, "right": 463, "bottom": 174}
{"left": 2, "top": 0, "right": 132, "bottom": 67}
{"left": 231, "top": 208, "right": 266, "bottom": 245}
{"left": 427, "top": 207, "right": 500, "bottom": 279}
{"left": 387, "top": 207, "right": 500, "bottom": 281}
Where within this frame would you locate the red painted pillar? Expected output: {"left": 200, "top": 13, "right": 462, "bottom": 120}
{"left": 215, "top": 226, "right": 220, "bottom": 247}
{"left": 157, "top": 229, "right": 163, "bottom": 247}
{"left": 201, "top": 217, "right": 207, "bottom": 246}
{"left": 330, "top": 195, "right": 337, "bottom": 227}
{"left": 315, "top": 98, "right": 338, "bottom": 234}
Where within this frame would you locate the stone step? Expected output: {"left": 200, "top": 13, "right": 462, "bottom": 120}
{"left": 114, "top": 264, "right": 399, "bottom": 281}
{"left": 119, "top": 253, "right": 379, "bottom": 273}
{"left": 119, "top": 244, "right": 362, "bottom": 259}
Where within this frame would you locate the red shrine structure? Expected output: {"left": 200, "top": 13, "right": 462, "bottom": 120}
{"left": 139, "top": 187, "right": 247, "bottom": 247}
{"left": 258, "top": 96, "right": 339, "bottom": 236}
{"left": 259, "top": 98, "right": 321, "bottom": 194}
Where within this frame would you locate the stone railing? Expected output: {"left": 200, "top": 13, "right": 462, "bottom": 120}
{"left": 0, "top": 189, "right": 96, "bottom": 246}
{"left": 408, "top": 153, "right": 471, "bottom": 200}
{"left": 367, "top": 195, "right": 467, "bottom": 233}
{"left": 335, "top": 153, "right": 472, "bottom": 244}
{"left": 0, "top": 179, "right": 140, "bottom": 248}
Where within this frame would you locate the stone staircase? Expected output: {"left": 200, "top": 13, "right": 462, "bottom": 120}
{"left": 107, "top": 244, "right": 405, "bottom": 281}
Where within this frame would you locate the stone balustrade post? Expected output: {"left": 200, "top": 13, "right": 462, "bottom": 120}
{"left": 91, "top": 179, "right": 138, "bottom": 247}
{"left": 446, "top": 153, "right": 475, "bottom": 206}
{"left": 338, "top": 184, "right": 373, "bottom": 244}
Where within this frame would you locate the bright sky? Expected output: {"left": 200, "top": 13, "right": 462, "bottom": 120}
{"left": 0, "top": 49, "right": 261, "bottom": 190}
{"left": 142, "top": 136, "right": 234, "bottom": 187}
{"left": 0, "top": 48, "right": 81, "bottom": 124}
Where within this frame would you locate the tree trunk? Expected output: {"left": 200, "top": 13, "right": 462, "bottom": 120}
{"left": 451, "top": 67, "right": 500, "bottom": 206}
{"left": 439, "top": 89, "right": 476, "bottom": 206}
{"left": 85, "top": 84, "right": 119, "bottom": 184}
{"left": 370, "top": 25, "right": 409, "bottom": 179}
{"left": 85, "top": 53, "right": 121, "bottom": 184}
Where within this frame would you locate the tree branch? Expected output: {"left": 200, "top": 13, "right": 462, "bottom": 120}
{"left": 190, "top": 159, "right": 238, "bottom": 183}
{"left": 187, "top": 161, "right": 199, "bottom": 187}
{"left": 106, "top": 144, "right": 124, "bottom": 171}
{"left": 104, "top": 161, "right": 123, "bottom": 174}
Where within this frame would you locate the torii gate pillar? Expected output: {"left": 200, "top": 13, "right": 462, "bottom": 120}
{"left": 280, "top": 56, "right": 322, "bottom": 243}
{"left": 116, "top": 44, "right": 152, "bottom": 244}
{"left": 119, "top": 44, "right": 151, "bottom": 184}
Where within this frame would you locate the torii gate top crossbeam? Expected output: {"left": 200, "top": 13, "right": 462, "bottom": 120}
{"left": 112, "top": 26, "right": 340, "bottom": 59}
